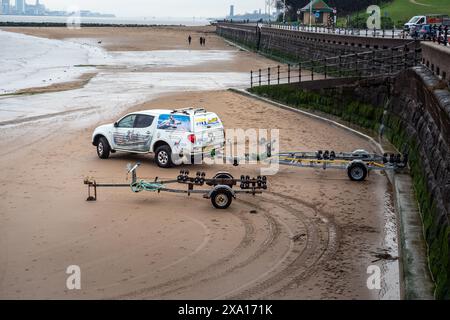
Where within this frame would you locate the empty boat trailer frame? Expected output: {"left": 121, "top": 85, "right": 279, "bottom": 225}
{"left": 83, "top": 144, "right": 407, "bottom": 209}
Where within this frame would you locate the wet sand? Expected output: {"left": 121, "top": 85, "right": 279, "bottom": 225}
{"left": 0, "top": 27, "right": 399, "bottom": 299}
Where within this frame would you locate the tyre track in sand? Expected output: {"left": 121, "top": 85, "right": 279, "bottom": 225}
{"left": 222, "top": 191, "right": 339, "bottom": 299}
{"left": 114, "top": 205, "right": 281, "bottom": 299}
{"left": 116, "top": 188, "right": 336, "bottom": 299}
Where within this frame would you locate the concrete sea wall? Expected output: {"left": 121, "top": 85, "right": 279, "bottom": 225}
{"left": 248, "top": 67, "right": 450, "bottom": 298}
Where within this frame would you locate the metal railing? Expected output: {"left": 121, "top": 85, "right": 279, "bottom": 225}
{"left": 217, "top": 21, "right": 450, "bottom": 46}
{"left": 268, "top": 23, "right": 412, "bottom": 40}
{"left": 250, "top": 41, "right": 422, "bottom": 88}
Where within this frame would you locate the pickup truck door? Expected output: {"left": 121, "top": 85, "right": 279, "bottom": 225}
{"left": 112, "top": 114, "right": 155, "bottom": 152}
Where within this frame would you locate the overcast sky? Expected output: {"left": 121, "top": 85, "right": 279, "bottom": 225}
{"left": 38, "top": 0, "right": 274, "bottom": 18}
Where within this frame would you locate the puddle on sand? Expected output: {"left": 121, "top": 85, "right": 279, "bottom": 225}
{"left": 0, "top": 30, "right": 238, "bottom": 95}
{"left": 0, "top": 71, "right": 249, "bottom": 127}
{"left": 0, "top": 30, "right": 247, "bottom": 127}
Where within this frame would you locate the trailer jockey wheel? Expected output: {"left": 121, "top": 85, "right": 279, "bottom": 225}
{"left": 211, "top": 188, "right": 233, "bottom": 209}
{"left": 347, "top": 162, "right": 368, "bottom": 181}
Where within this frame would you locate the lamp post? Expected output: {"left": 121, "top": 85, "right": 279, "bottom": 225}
{"left": 283, "top": 0, "right": 286, "bottom": 23}
{"left": 309, "top": 0, "right": 313, "bottom": 28}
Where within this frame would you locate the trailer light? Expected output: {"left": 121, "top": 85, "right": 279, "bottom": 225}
{"left": 188, "top": 134, "right": 196, "bottom": 144}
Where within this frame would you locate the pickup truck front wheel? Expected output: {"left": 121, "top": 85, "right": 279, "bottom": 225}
{"left": 155, "top": 145, "right": 173, "bottom": 168}
{"left": 97, "top": 137, "right": 111, "bottom": 159}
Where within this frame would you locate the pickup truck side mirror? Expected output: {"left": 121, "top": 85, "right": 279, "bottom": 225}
{"left": 114, "top": 122, "right": 119, "bottom": 128}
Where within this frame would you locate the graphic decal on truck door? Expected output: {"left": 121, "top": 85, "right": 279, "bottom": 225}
{"left": 113, "top": 114, "right": 154, "bottom": 152}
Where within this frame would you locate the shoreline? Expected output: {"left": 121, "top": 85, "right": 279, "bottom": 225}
{"left": 0, "top": 22, "right": 209, "bottom": 28}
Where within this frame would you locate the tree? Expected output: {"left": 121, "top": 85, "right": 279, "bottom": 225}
{"left": 275, "top": 0, "right": 392, "bottom": 22}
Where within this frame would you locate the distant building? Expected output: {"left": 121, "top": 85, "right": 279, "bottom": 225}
{"left": 300, "top": 0, "right": 334, "bottom": 26}
{"left": 229, "top": 5, "right": 234, "bottom": 18}
{"left": 1, "top": 0, "right": 11, "bottom": 15}
{"left": 15, "top": 0, "right": 25, "bottom": 14}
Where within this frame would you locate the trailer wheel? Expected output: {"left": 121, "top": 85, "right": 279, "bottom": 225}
{"left": 347, "top": 162, "right": 368, "bottom": 181}
{"left": 97, "top": 137, "right": 111, "bottom": 159}
{"left": 213, "top": 172, "right": 234, "bottom": 180}
{"left": 211, "top": 188, "right": 233, "bottom": 209}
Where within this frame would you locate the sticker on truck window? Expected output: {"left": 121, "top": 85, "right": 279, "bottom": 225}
{"left": 195, "top": 116, "right": 221, "bottom": 127}
{"left": 157, "top": 114, "right": 191, "bottom": 131}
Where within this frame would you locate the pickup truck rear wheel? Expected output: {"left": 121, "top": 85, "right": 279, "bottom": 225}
{"left": 97, "top": 137, "right": 111, "bottom": 159}
{"left": 155, "top": 145, "right": 173, "bottom": 168}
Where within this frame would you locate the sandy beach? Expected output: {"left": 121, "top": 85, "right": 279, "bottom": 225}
{"left": 0, "top": 26, "right": 399, "bottom": 299}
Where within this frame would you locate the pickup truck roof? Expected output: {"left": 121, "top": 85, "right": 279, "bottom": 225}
{"left": 131, "top": 108, "right": 211, "bottom": 117}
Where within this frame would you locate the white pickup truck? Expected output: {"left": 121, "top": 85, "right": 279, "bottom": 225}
{"left": 404, "top": 14, "right": 449, "bottom": 32}
{"left": 92, "top": 108, "right": 225, "bottom": 168}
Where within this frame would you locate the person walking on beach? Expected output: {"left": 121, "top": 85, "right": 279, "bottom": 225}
{"left": 203, "top": 37, "right": 206, "bottom": 47}
{"left": 199, "top": 37, "right": 203, "bottom": 46}
{"left": 188, "top": 35, "right": 192, "bottom": 45}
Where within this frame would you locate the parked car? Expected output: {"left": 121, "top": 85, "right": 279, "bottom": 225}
{"left": 92, "top": 108, "right": 225, "bottom": 168}
{"left": 404, "top": 14, "right": 448, "bottom": 32}
{"left": 418, "top": 24, "right": 437, "bottom": 40}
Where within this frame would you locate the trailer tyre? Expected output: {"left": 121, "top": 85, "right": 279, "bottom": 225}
{"left": 213, "top": 172, "right": 234, "bottom": 180}
{"left": 347, "top": 162, "right": 367, "bottom": 181}
{"left": 155, "top": 145, "right": 173, "bottom": 168}
{"left": 211, "top": 188, "right": 233, "bottom": 209}
{"left": 97, "top": 137, "right": 111, "bottom": 159}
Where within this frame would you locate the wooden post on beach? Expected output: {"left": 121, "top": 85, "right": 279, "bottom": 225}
{"left": 250, "top": 71, "right": 253, "bottom": 88}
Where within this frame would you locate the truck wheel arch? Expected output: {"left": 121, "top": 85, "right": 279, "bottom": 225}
{"left": 93, "top": 134, "right": 112, "bottom": 147}
{"left": 152, "top": 140, "right": 171, "bottom": 153}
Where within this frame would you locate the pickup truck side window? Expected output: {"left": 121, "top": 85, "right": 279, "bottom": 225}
{"left": 118, "top": 115, "right": 136, "bottom": 128}
{"left": 134, "top": 115, "right": 154, "bottom": 128}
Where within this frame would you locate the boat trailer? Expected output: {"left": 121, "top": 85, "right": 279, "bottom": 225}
{"left": 84, "top": 163, "right": 268, "bottom": 209}
{"left": 230, "top": 144, "right": 408, "bottom": 182}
